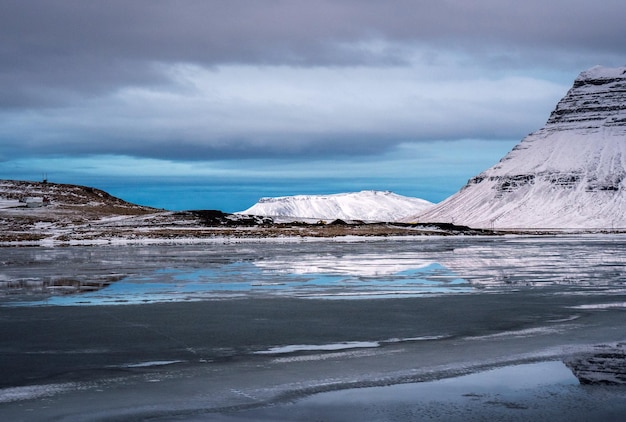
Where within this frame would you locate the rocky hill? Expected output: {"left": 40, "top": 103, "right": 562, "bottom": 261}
{"left": 0, "top": 179, "right": 161, "bottom": 243}
{"left": 0, "top": 179, "right": 156, "bottom": 216}
{"left": 410, "top": 65, "right": 626, "bottom": 230}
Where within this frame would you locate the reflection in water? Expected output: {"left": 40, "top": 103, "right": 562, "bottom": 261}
{"left": 301, "top": 361, "right": 579, "bottom": 406}
{"left": 227, "top": 361, "right": 592, "bottom": 422}
{"left": 7, "top": 259, "right": 474, "bottom": 306}
{"left": 1, "top": 235, "right": 626, "bottom": 306}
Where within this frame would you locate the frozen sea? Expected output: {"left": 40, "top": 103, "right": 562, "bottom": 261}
{"left": 1, "top": 235, "right": 626, "bottom": 421}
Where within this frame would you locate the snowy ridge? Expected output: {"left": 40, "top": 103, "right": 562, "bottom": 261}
{"left": 238, "top": 190, "right": 433, "bottom": 222}
{"left": 410, "top": 65, "right": 626, "bottom": 229}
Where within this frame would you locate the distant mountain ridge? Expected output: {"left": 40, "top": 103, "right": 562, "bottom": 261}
{"left": 410, "top": 65, "right": 626, "bottom": 229}
{"left": 0, "top": 180, "right": 483, "bottom": 245}
{"left": 238, "top": 190, "right": 433, "bottom": 222}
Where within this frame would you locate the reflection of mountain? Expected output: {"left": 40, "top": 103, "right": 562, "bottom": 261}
{"left": 438, "top": 237, "right": 626, "bottom": 287}
{"left": 253, "top": 252, "right": 437, "bottom": 277}
{"left": 0, "top": 275, "right": 122, "bottom": 296}
{"left": 253, "top": 253, "right": 472, "bottom": 298}
{"left": 252, "top": 237, "right": 626, "bottom": 289}
{"left": 3, "top": 238, "right": 625, "bottom": 306}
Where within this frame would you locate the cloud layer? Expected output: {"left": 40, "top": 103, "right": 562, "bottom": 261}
{"left": 1, "top": 1, "right": 625, "bottom": 206}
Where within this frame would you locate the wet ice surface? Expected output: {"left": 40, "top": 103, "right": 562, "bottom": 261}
{"left": 1, "top": 235, "right": 626, "bottom": 420}
{"left": 2, "top": 234, "right": 626, "bottom": 305}
{"left": 221, "top": 360, "right": 626, "bottom": 422}
{"left": 226, "top": 361, "right": 588, "bottom": 421}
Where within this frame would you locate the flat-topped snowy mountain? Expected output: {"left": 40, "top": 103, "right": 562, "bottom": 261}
{"left": 410, "top": 65, "right": 626, "bottom": 230}
{"left": 238, "top": 191, "right": 433, "bottom": 222}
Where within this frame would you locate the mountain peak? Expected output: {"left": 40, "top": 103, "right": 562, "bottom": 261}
{"left": 577, "top": 65, "right": 626, "bottom": 80}
{"left": 410, "top": 66, "right": 626, "bottom": 230}
{"left": 545, "top": 65, "right": 626, "bottom": 131}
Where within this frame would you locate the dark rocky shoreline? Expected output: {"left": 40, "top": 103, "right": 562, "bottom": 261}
{"left": 565, "top": 343, "right": 626, "bottom": 385}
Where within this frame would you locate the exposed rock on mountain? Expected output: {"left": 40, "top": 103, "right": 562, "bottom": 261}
{"left": 411, "top": 66, "right": 626, "bottom": 230}
{"left": 238, "top": 190, "right": 434, "bottom": 222}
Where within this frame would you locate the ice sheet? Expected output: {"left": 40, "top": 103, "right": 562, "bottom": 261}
{"left": 1, "top": 236, "right": 626, "bottom": 420}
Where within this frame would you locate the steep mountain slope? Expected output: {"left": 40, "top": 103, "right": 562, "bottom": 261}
{"left": 410, "top": 65, "right": 626, "bottom": 230}
{"left": 238, "top": 190, "right": 434, "bottom": 222}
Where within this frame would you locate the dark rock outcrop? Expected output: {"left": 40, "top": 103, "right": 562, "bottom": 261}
{"left": 564, "top": 343, "right": 626, "bottom": 385}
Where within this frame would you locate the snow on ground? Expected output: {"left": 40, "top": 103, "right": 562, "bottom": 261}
{"left": 0, "top": 199, "right": 22, "bottom": 209}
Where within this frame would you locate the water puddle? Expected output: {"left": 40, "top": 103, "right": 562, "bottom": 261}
{"left": 301, "top": 361, "right": 579, "bottom": 406}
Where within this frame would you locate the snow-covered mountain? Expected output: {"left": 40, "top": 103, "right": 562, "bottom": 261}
{"left": 409, "top": 65, "right": 626, "bottom": 230}
{"left": 238, "top": 190, "right": 433, "bottom": 222}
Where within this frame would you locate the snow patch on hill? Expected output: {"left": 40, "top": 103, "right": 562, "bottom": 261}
{"left": 238, "top": 191, "right": 434, "bottom": 222}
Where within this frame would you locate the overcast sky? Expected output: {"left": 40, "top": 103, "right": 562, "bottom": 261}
{"left": 1, "top": 1, "right": 625, "bottom": 211}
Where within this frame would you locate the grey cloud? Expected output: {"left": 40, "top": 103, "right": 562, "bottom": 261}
{"left": 2, "top": 128, "right": 403, "bottom": 161}
{"left": 2, "top": 0, "right": 625, "bottom": 165}
{"left": 4, "top": 1, "right": 624, "bottom": 59}
{"left": 0, "top": 119, "right": 539, "bottom": 162}
{"left": 2, "top": 0, "right": 626, "bottom": 107}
